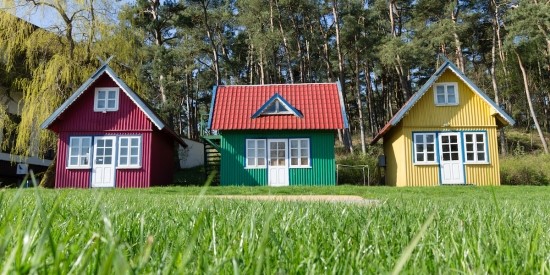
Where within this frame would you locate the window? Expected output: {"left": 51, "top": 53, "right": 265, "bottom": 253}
{"left": 413, "top": 133, "right": 436, "bottom": 164}
{"left": 94, "top": 88, "right": 119, "bottom": 112}
{"left": 68, "top": 137, "right": 92, "bottom": 168}
{"left": 464, "top": 132, "right": 487, "bottom": 163}
{"left": 434, "top": 83, "right": 458, "bottom": 106}
{"left": 263, "top": 100, "right": 293, "bottom": 115}
{"left": 290, "top": 138, "right": 310, "bottom": 167}
{"left": 251, "top": 93, "right": 303, "bottom": 118}
{"left": 246, "top": 139, "right": 266, "bottom": 168}
{"left": 118, "top": 136, "right": 141, "bottom": 168}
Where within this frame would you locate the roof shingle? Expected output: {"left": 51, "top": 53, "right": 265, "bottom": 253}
{"left": 209, "top": 83, "right": 347, "bottom": 130}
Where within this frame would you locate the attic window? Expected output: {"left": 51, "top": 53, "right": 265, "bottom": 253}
{"left": 251, "top": 93, "right": 303, "bottom": 118}
{"left": 94, "top": 88, "right": 119, "bottom": 112}
{"left": 434, "top": 83, "right": 458, "bottom": 106}
{"left": 264, "top": 100, "right": 292, "bottom": 114}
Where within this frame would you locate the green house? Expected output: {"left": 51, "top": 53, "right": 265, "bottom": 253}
{"left": 207, "top": 83, "right": 349, "bottom": 186}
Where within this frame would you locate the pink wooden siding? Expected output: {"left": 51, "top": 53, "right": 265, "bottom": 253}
{"left": 116, "top": 132, "right": 152, "bottom": 188}
{"left": 150, "top": 129, "right": 175, "bottom": 186}
{"left": 55, "top": 136, "right": 90, "bottom": 188}
{"left": 55, "top": 132, "right": 154, "bottom": 188}
{"left": 49, "top": 74, "right": 153, "bottom": 133}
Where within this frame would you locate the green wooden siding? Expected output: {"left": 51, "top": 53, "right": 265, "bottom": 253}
{"left": 219, "top": 130, "right": 336, "bottom": 186}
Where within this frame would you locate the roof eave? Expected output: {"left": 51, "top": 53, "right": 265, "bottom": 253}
{"left": 41, "top": 64, "right": 109, "bottom": 129}
{"left": 445, "top": 61, "right": 516, "bottom": 126}
{"left": 163, "top": 127, "right": 188, "bottom": 147}
{"left": 371, "top": 59, "right": 516, "bottom": 143}
{"left": 336, "top": 80, "right": 349, "bottom": 129}
{"left": 207, "top": 85, "right": 218, "bottom": 129}
{"left": 103, "top": 66, "right": 165, "bottom": 130}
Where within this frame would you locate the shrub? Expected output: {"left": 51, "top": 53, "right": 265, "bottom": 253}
{"left": 336, "top": 150, "right": 380, "bottom": 185}
{"left": 500, "top": 154, "right": 550, "bottom": 186}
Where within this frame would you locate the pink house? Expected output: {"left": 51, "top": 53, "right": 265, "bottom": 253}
{"left": 41, "top": 64, "right": 186, "bottom": 188}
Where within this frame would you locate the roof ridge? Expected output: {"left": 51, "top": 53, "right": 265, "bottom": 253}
{"left": 218, "top": 82, "right": 337, "bottom": 87}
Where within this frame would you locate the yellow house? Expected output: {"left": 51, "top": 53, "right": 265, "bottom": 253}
{"left": 371, "top": 60, "right": 515, "bottom": 186}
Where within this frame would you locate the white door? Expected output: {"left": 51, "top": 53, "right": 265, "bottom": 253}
{"left": 268, "top": 139, "right": 289, "bottom": 186}
{"left": 91, "top": 137, "right": 116, "bottom": 187}
{"left": 439, "top": 133, "right": 465, "bottom": 184}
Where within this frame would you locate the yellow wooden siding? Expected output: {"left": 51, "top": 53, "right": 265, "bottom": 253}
{"left": 400, "top": 127, "right": 501, "bottom": 186}
{"left": 464, "top": 128, "right": 500, "bottom": 186}
{"left": 401, "top": 128, "right": 440, "bottom": 186}
{"left": 383, "top": 125, "right": 404, "bottom": 186}
{"left": 402, "top": 70, "right": 497, "bottom": 128}
{"left": 384, "top": 69, "right": 502, "bottom": 186}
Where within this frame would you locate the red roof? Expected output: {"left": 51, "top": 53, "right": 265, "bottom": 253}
{"left": 209, "top": 83, "right": 348, "bottom": 130}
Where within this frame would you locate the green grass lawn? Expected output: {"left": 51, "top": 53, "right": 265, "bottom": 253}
{"left": 1, "top": 186, "right": 549, "bottom": 273}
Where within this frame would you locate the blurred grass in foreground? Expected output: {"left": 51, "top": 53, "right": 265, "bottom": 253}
{"left": 0, "top": 184, "right": 549, "bottom": 273}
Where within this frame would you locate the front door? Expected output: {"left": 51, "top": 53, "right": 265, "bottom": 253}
{"left": 91, "top": 136, "right": 116, "bottom": 187}
{"left": 439, "top": 133, "right": 465, "bottom": 184}
{"left": 268, "top": 139, "right": 289, "bottom": 186}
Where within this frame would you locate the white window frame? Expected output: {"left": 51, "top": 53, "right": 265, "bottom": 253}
{"left": 245, "top": 139, "right": 267, "bottom": 168}
{"left": 434, "top": 82, "right": 459, "bottom": 106}
{"left": 413, "top": 133, "right": 437, "bottom": 165}
{"left": 289, "top": 138, "right": 311, "bottom": 168}
{"left": 67, "top": 136, "right": 92, "bottom": 169}
{"left": 464, "top": 132, "right": 489, "bottom": 164}
{"left": 117, "top": 136, "right": 142, "bottom": 169}
{"left": 94, "top": 87, "right": 119, "bottom": 112}
{"left": 262, "top": 100, "right": 293, "bottom": 115}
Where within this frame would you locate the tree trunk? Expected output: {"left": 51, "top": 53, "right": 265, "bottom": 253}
{"left": 185, "top": 74, "right": 192, "bottom": 138}
{"left": 317, "top": 8, "right": 334, "bottom": 82}
{"left": 274, "top": 0, "right": 294, "bottom": 83}
{"left": 259, "top": 50, "right": 265, "bottom": 85}
{"left": 364, "top": 63, "right": 376, "bottom": 136}
{"left": 450, "top": 0, "right": 465, "bottom": 72}
{"left": 355, "top": 51, "right": 366, "bottom": 154}
{"left": 516, "top": 51, "right": 549, "bottom": 154}
{"left": 489, "top": 13, "right": 507, "bottom": 155}
{"left": 331, "top": 0, "right": 352, "bottom": 152}
{"left": 145, "top": 0, "right": 169, "bottom": 104}
{"left": 40, "top": 154, "right": 56, "bottom": 188}
{"left": 199, "top": 0, "right": 221, "bottom": 85}
{"left": 491, "top": 0, "right": 508, "bottom": 77}
{"left": 388, "top": 1, "right": 410, "bottom": 99}
{"left": 248, "top": 43, "right": 255, "bottom": 84}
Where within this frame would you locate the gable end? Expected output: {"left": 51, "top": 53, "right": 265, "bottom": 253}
{"left": 41, "top": 65, "right": 165, "bottom": 130}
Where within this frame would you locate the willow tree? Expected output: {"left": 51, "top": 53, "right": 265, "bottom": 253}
{"left": 1, "top": 1, "right": 143, "bottom": 186}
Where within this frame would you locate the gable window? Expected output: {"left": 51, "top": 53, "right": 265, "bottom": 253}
{"left": 264, "top": 100, "right": 292, "bottom": 115}
{"left": 251, "top": 93, "right": 303, "bottom": 118}
{"left": 413, "top": 133, "right": 436, "bottom": 164}
{"left": 290, "top": 138, "right": 310, "bottom": 167}
{"left": 464, "top": 132, "right": 488, "bottom": 163}
{"left": 118, "top": 136, "right": 141, "bottom": 168}
{"left": 68, "top": 137, "right": 92, "bottom": 168}
{"left": 246, "top": 139, "right": 266, "bottom": 168}
{"left": 434, "top": 83, "right": 458, "bottom": 106}
{"left": 94, "top": 88, "right": 119, "bottom": 112}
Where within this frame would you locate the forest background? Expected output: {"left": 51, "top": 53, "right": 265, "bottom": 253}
{"left": 0, "top": 0, "right": 549, "bottom": 164}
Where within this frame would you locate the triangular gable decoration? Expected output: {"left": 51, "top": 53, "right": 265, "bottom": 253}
{"left": 251, "top": 93, "right": 303, "bottom": 118}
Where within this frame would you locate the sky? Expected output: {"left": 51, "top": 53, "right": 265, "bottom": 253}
{"left": 14, "top": 4, "right": 56, "bottom": 28}
{"left": 2, "top": 0, "right": 134, "bottom": 30}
